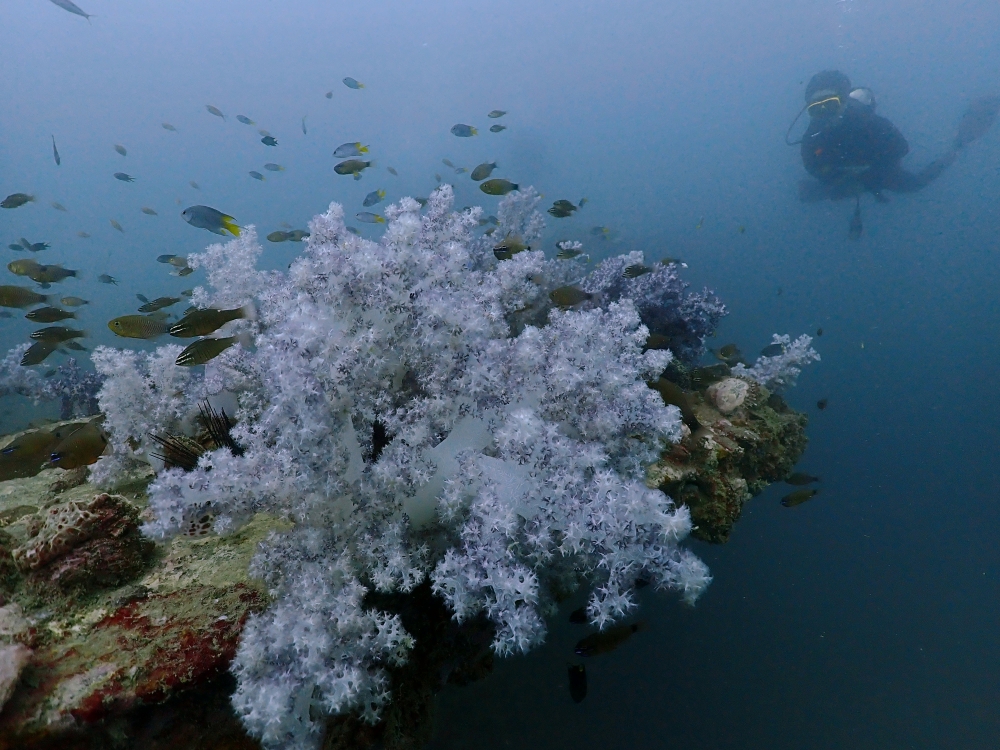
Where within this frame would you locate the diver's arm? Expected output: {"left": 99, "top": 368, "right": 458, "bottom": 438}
{"left": 867, "top": 114, "right": 910, "bottom": 166}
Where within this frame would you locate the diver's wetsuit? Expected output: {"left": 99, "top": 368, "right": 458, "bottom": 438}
{"left": 799, "top": 100, "right": 955, "bottom": 201}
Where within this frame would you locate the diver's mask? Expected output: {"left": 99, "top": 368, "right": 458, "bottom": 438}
{"left": 807, "top": 93, "right": 843, "bottom": 120}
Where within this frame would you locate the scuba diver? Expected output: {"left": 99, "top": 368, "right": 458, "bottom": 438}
{"left": 788, "top": 70, "right": 1000, "bottom": 237}
{"left": 792, "top": 70, "right": 963, "bottom": 203}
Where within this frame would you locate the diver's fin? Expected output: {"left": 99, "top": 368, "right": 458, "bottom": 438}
{"left": 954, "top": 95, "right": 1000, "bottom": 149}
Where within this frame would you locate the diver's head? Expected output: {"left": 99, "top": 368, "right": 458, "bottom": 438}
{"left": 805, "top": 70, "right": 851, "bottom": 121}
{"left": 849, "top": 87, "right": 876, "bottom": 110}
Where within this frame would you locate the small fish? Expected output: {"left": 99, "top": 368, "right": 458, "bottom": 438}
{"left": 264, "top": 163, "right": 285, "bottom": 172}
{"left": 141, "top": 207, "right": 158, "bottom": 216}
{"left": 287, "top": 230, "right": 310, "bottom": 242}
{"left": 568, "top": 606, "right": 589, "bottom": 625}
{"left": 249, "top": 171, "right": 265, "bottom": 181}
{"left": 206, "top": 105, "right": 226, "bottom": 120}
{"left": 849, "top": 197, "right": 862, "bottom": 241}
{"left": 548, "top": 199, "right": 578, "bottom": 218}
{"left": 470, "top": 161, "right": 498, "bottom": 181}
{"left": 334, "top": 159, "right": 373, "bottom": 177}
{"left": 356, "top": 212, "right": 385, "bottom": 224}
{"left": 162, "top": 122, "right": 178, "bottom": 132}
{"left": 60, "top": 296, "right": 88, "bottom": 307}
{"left": 259, "top": 129, "right": 272, "bottom": 137}
{"left": 77, "top": 231, "right": 90, "bottom": 238}
{"left": 549, "top": 285, "right": 592, "bottom": 308}
{"left": 450, "top": 124, "right": 477, "bottom": 137}
{"left": 173, "top": 266, "right": 194, "bottom": 277}
{"left": 182, "top": 205, "right": 240, "bottom": 236}
{"left": 343, "top": 77, "right": 364, "bottom": 89}
{"left": 781, "top": 488, "right": 819, "bottom": 507}
{"left": 555, "top": 240, "right": 584, "bottom": 260}
{"left": 2, "top": 194, "right": 35, "bottom": 209}
{"left": 435, "top": 174, "right": 442, "bottom": 182}
{"left": 156, "top": 254, "right": 188, "bottom": 267}
{"left": 97, "top": 274, "right": 118, "bottom": 285}
{"left": 363, "top": 189, "right": 386, "bottom": 207}
{"left": 51, "top": 202, "right": 68, "bottom": 212}
{"left": 301, "top": 116, "right": 307, "bottom": 135}
{"left": 47, "top": 420, "right": 108, "bottom": 469}
{"left": 0, "top": 286, "right": 48, "bottom": 308}
{"left": 574, "top": 622, "right": 644, "bottom": 657}
{"left": 590, "top": 226, "right": 610, "bottom": 239}
{"left": 333, "top": 142, "right": 370, "bottom": 158}
{"left": 325, "top": 91, "right": 333, "bottom": 99}
{"left": 181, "top": 289, "right": 194, "bottom": 297}
{"left": 487, "top": 110, "right": 507, "bottom": 118}
{"left": 26, "top": 306, "right": 75, "bottom": 323}
{"left": 30, "top": 326, "right": 85, "bottom": 343}
{"left": 136, "top": 294, "right": 149, "bottom": 303}
{"left": 28, "top": 264, "right": 78, "bottom": 284}
{"left": 489, "top": 124, "right": 506, "bottom": 133}
{"left": 816, "top": 327, "right": 824, "bottom": 336}
{"left": 169, "top": 306, "right": 250, "bottom": 338}
{"left": 567, "top": 664, "right": 587, "bottom": 703}
{"left": 479, "top": 179, "right": 518, "bottom": 196}
{"left": 442, "top": 159, "right": 455, "bottom": 168}
{"left": 785, "top": 472, "right": 820, "bottom": 486}
{"left": 454, "top": 167, "right": 468, "bottom": 174}
{"left": 189, "top": 181, "right": 200, "bottom": 190}
{"left": 714, "top": 344, "right": 742, "bottom": 364}
{"left": 51, "top": 135, "right": 61, "bottom": 166}
{"left": 63, "top": 340, "right": 87, "bottom": 352}
{"left": 261, "top": 135, "right": 278, "bottom": 146}
{"left": 816, "top": 398, "right": 828, "bottom": 411}
{"left": 108, "top": 314, "right": 170, "bottom": 339}
{"left": 760, "top": 343, "right": 785, "bottom": 357}
{"left": 114, "top": 144, "right": 127, "bottom": 156}
{"left": 138, "top": 296, "right": 181, "bottom": 313}
{"left": 493, "top": 235, "right": 530, "bottom": 260}
{"left": 623, "top": 264, "right": 653, "bottom": 278}
{"left": 8, "top": 244, "right": 23, "bottom": 252}
{"left": 176, "top": 336, "right": 238, "bottom": 366}
{"left": 267, "top": 231, "right": 290, "bottom": 242}
{"left": 110, "top": 219, "right": 124, "bottom": 233}
{"left": 114, "top": 174, "right": 136, "bottom": 186}
{"left": 696, "top": 216, "right": 704, "bottom": 229}
{"left": 236, "top": 115, "right": 255, "bottom": 125}
{"left": 47, "top": 0, "right": 92, "bottom": 21}
{"left": 8, "top": 259, "right": 42, "bottom": 277}
{"left": 279, "top": 222, "right": 292, "bottom": 229}
{"left": 20, "top": 341, "right": 58, "bottom": 366}
{"left": 387, "top": 167, "right": 398, "bottom": 176}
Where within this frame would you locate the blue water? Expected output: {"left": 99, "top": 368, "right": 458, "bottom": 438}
{"left": 2, "top": 0, "right": 999, "bottom": 747}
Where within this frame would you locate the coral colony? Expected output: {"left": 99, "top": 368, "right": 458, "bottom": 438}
{"left": 85, "top": 187, "right": 816, "bottom": 750}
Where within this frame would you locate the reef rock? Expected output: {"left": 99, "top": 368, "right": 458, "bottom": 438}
{"left": 648, "top": 377, "right": 807, "bottom": 543}
{"left": 706, "top": 377, "right": 750, "bottom": 414}
{"left": 0, "top": 447, "right": 288, "bottom": 750}
{"left": 12, "top": 494, "right": 148, "bottom": 587}
{"left": 0, "top": 643, "right": 31, "bottom": 712}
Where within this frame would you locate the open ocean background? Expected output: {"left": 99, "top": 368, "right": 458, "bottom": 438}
{"left": 1, "top": 1, "right": 998, "bottom": 747}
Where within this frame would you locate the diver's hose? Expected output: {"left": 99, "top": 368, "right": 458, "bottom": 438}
{"left": 784, "top": 104, "right": 809, "bottom": 146}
